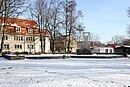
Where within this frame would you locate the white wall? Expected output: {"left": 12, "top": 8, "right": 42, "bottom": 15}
{"left": 93, "top": 47, "right": 114, "bottom": 53}
{"left": 1, "top": 34, "right": 51, "bottom": 54}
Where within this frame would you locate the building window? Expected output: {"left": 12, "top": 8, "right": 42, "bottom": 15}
{"left": 26, "top": 37, "right": 33, "bottom": 41}
{"left": 15, "top": 45, "right": 22, "bottom": 49}
{"left": 14, "top": 36, "right": 23, "bottom": 41}
{"left": 15, "top": 27, "right": 21, "bottom": 32}
{"left": 4, "top": 35, "right": 8, "bottom": 40}
{"left": 21, "top": 36, "right": 23, "bottom": 41}
{"left": 4, "top": 44, "right": 9, "bottom": 50}
{"left": 28, "top": 28, "right": 33, "bottom": 33}
{"left": 14, "top": 36, "right": 16, "bottom": 40}
{"left": 27, "top": 45, "right": 34, "bottom": 49}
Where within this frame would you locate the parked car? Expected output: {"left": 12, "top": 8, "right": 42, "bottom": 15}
{"left": 2, "top": 51, "right": 11, "bottom": 56}
{"left": 76, "top": 48, "right": 91, "bottom": 55}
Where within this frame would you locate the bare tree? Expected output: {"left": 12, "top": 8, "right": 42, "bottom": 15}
{"left": 31, "top": 0, "right": 48, "bottom": 53}
{"left": 123, "top": 39, "right": 130, "bottom": 45}
{"left": 109, "top": 35, "right": 126, "bottom": 45}
{"left": 126, "top": 24, "right": 130, "bottom": 38}
{"left": 62, "top": 0, "right": 83, "bottom": 53}
{"left": 127, "top": 8, "right": 130, "bottom": 40}
{"left": 29, "top": 0, "right": 63, "bottom": 53}
{"left": 89, "top": 33, "right": 100, "bottom": 42}
{"left": 46, "top": 0, "right": 63, "bottom": 53}
{"left": 75, "top": 24, "right": 85, "bottom": 41}
{"left": 28, "top": 0, "right": 84, "bottom": 54}
{"left": 67, "top": 0, "right": 75, "bottom": 53}
{"left": 62, "top": 0, "right": 70, "bottom": 53}
{"left": 0, "top": 0, "right": 28, "bottom": 54}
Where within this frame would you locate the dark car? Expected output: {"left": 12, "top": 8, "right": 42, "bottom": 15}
{"left": 2, "top": 51, "right": 11, "bottom": 56}
{"left": 76, "top": 48, "right": 91, "bottom": 55}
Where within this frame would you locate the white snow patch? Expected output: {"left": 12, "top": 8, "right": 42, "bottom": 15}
{"left": 0, "top": 57, "right": 130, "bottom": 87}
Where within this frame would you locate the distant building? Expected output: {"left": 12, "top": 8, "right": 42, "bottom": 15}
{"left": 0, "top": 17, "right": 50, "bottom": 54}
{"left": 55, "top": 34, "right": 78, "bottom": 53}
{"left": 92, "top": 47, "right": 114, "bottom": 53}
{"left": 77, "top": 41, "right": 83, "bottom": 49}
{"left": 114, "top": 45, "right": 130, "bottom": 54}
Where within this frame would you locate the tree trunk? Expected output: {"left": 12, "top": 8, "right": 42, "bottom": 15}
{"left": 0, "top": 2, "right": 7, "bottom": 55}
{"left": 43, "top": 37, "right": 45, "bottom": 53}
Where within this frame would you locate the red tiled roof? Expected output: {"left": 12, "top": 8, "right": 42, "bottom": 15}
{"left": 112, "top": 45, "right": 121, "bottom": 48}
{"left": 6, "top": 26, "right": 15, "bottom": 33}
{"left": 0, "top": 17, "right": 50, "bottom": 35}
{"left": 0, "top": 17, "right": 38, "bottom": 28}
{"left": 21, "top": 28, "right": 27, "bottom": 34}
{"left": 44, "top": 29, "right": 49, "bottom": 35}
{"left": 33, "top": 29, "right": 39, "bottom": 34}
{"left": 16, "top": 19, "right": 37, "bottom": 28}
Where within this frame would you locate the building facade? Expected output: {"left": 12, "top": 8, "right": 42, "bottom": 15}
{"left": 114, "top": 45, "right": 130, "bottom": 54}
{"left": 55, "top": 34, "right": 78, "bottom": 53}
{"left": 92, "top": 47, "right": 114, "bottom": 53}
{"left": 0, "top": 17, "right": 50, "bottom": 54}
{"left": 66, "top": 35, "right": 78, "bottom": 53}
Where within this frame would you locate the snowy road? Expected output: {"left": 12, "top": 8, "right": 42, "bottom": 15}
{"left": 0, "top": 57, "right": 130, "bottom": 87}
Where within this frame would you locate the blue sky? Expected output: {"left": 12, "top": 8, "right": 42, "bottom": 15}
{"left": 77, "top": 0, "right": 130, "bottom": 42}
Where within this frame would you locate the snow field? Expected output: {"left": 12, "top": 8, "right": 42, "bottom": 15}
{"left": 0, "top": 58, "right": 130, "bottom": 87}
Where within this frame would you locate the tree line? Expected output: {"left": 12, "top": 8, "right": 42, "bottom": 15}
{"left": 0, "top": 0, "right": 85, "bottom": 54}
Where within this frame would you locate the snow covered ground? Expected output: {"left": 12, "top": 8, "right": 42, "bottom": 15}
{"left": 0, "top": 57, "right": 130, "bottom": 87}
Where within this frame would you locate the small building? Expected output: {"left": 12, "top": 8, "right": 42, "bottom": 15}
{"left": 66, "top": 34, "right": 78, "bottom": 53}
{"left": 55, "top": 34, "right": 78, "bottom": 53}
{"left": 114, "top": 45, "right": 130, "bottom": 54}
{"left": 92, "top": 47, "right": 114, "bottom": 53}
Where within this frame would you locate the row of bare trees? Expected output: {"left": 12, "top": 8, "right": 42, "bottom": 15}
{"left": 0, "top": 0, "right": 85, "bottom": 54}
{"left": 27, "top": 0, "right": 84, "bottom": 53}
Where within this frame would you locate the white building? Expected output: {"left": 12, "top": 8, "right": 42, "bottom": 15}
{"left": 0, "top": 17, "right": 51, "bottom": 54}
{"left": 92, "top": 47, "right": 114, "bottom": 53}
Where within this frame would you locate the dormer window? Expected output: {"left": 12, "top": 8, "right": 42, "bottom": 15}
{"left": 27, "top": 28, "right": 33, "bottom": 33}
{"left": 15, "top": 27, "right": 21, "bottom": 32}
